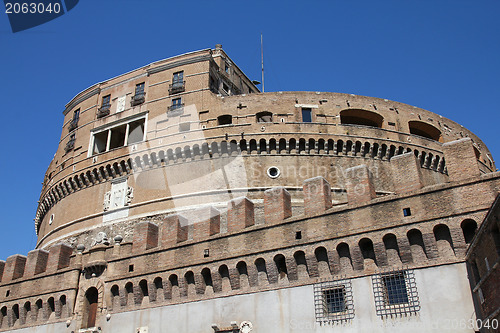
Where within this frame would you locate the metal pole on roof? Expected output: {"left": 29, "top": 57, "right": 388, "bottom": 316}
{"left": 261, "top": 33, "right": 265, "bottom": 93}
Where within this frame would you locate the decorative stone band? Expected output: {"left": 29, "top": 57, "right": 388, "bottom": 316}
{"left": 34, "top": 136, "right": 452, "bottom": 234}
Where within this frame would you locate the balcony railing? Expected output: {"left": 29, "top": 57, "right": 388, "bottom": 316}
{"left": 168, "top": 103, "right": 184, "bottom": 111}
{"left": 169, "top": 81, "right": 185, "bottom": 94}
{"left": 97, "top": 104, "right": 111, "bottom": 118}
{"left": 67, "top": 119, "right": 78, "bottom": 132}
{"left": 131, "top": 91, "right": 146, "bottom": 106}
{"left": 65, "top": 138, "right": 75, "bottom": 153}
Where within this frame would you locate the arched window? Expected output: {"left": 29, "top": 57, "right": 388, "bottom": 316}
{"left": 407, "top": 229, "right": 427, "bottom": 259}
{"left": 337, "top": 243, "right": 352, "bottom": 269}
{"left": 0, "top": 306, "right": 7, "bottom": 328}
{"left": 315, "top": 247, "right": 330, "bottom": 276}
{"left": 340, "top": 109, "right": 383, "bottom": 128}
{"left": 408, "top": 121, "right": 443, "bottom": 142}
{"left": 461, "top": 219, "right": 478, "bottom": 244}
{"left": 274, "top": 254, "right": 288, "bottom": 279}
{"left": 434, "top": 224, "right": 455, "bottom": 256}
{"left": 83, "top": 287, "right": 98, "bottom": 329}
{"left": 359, "top": 238, "right": 376, "bottom": 264}
{"left": 293, "top": 251, "right": 308, "bottom": 279}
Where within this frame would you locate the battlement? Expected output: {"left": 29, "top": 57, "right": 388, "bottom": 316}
{"left": 0, "top": 139, "right": 496, "bottom": 331}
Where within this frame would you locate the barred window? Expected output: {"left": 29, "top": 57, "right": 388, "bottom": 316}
{"left": 314, "top": 278, "right": 354, "bottom": 324}
{"left": 372, "top": 269, "right": 420, "bottom": 318}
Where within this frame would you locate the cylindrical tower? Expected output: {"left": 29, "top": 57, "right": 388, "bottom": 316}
{"left": 34, "top": 46, "right": 496, "bottom": 250}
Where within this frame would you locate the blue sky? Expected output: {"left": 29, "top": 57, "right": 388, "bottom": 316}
{"left": 0, "top": 0, "right": 498, "bottom": 258}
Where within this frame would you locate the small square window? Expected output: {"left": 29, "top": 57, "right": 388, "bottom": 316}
{"left": 302, "top": 108, "right": 312, "bottom": 122}
{"left": 204, "top": 249, "right": 210, "bottom": 258}
{"left": 323, "top": 288, "right": 345, "bottom": 313}
{"left": 222, "top": 83, "right": 229, "bottom": 93}
{"left": 403, "top": 208, "right": 411, "bottom": 217}
{"left": 225, "top": 63, "right": 230, "bottom": 74}
{"left": 295, "top": 231, "right": 302, "bottom": 240}
{"left": 170, "top": 97, "right": 183, "bottom": 111}
{"left": 128, "top": 264, "right": 134, "bottom": 272}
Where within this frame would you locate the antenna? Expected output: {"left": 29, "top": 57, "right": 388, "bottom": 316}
{"left": 261, "top": 33, "right": 265, "bottom": 93}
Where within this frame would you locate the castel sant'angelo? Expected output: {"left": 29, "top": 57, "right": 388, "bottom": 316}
{"left": 0, "top": 45, "right": 499, "bottom": 333}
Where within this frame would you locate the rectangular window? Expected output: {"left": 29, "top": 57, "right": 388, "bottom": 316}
{"left": 324, "top": 288, "right": 346, "bottom": 313}
{"left": 135, "top": 82, "right": 145, "bottom": 95}
{"left": 68, "top": 109, "right": 80, "bottom": 131}
{"left": 302, "top": 108, "right": 312, "bottom": 122}
{"left": 170, "top": 71, "right": 185, "bottom": 94}
{"left": 372, "top": 269, "right": 420, "bottom": 318}
{"left": 403, "top": 207, "right": 412, "bottom": 217}
{"left": 90, "top": 115, "right": 146, "bottom": 155}
{"left": 102, "top": 94, "right": 111, "bottom": 106}
{"left": 314, "top": 278, "right": 354, "bottom": 324}
{"left": 131, "top": 83, "right": 146, "bottom": 106}
{"left": 173, "top": 71, "right": 183, "bottom": 84}
{"left": 383, "top": 272, "right": 409, "bottom": 305}
{"left": 171, "top": 98, "right": 183, "bottom": 110}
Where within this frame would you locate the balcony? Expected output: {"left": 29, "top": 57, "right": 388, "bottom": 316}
{"left": 67, "top": 119, "right": 78, "bottom": 132}
{"left": 131, "top": 91, "right": 146, "bottom": 106}
{"left": 64, "top": 138, "right": 75, "bottom": 153}
{"left": 97, "top": 104, "right": 111, "bottom": 118}
{"left": 169, "top": 80, "right": 185, "bottom": 94}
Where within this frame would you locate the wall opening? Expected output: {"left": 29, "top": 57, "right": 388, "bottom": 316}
{"left": 340, "top": 109, "right": 383, "bottom": 128}
{"left": 408, "top": 121, "right": 442, "bottom": 142}
{"left": 461, "top": 219, "right": 478, "bottom": 244}
{"left": 83, "top": 287, "right": 98, "bottom": 329}
{"left": 256, "top": 111, "right": 273, "bottom": 122}
{"left": 217, "top": 115, "right": 232, "bottom": 126}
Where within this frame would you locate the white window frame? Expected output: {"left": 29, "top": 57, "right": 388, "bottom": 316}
{"left": 88, "top": 112, "right": 148, "bottom": 157}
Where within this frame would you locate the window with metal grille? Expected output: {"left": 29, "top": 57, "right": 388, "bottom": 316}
{"left": 372, "top": 269, "right": 420, "bottom": 318}
{"left": 314, "top": 278, "right": 354, "bottom": 324}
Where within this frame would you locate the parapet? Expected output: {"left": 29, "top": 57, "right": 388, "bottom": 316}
{"left": 0, "top": 243, "right": 73, "bottom": 284}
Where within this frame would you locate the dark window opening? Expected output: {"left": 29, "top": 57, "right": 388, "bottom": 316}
{"left": 92, "top": 117, "right": 145, "bottom": 155}
{"left": 302, "top": 108, "right": 312, "bottom": 122}
{"left": 128, "top": 264, "right": 134, "bottom": 272}
{"left": 222, "top": 82, "right": 229, "bottom": 93}
{"left": 204, "top": 249, "right": 210, "bottom": 258}
{"left": 408, "top": 121, "right": 442, "bottom": 142}
{"left": 492, "top": 224, "right": 500, "bottom": 255}
{"left": 295, "top": 231, "right": 302, "bottom": 240}
{"left": 324, "top": 288, "right": 346, "bottom": 313}
{"left": 403, "top": 208, "right": 412, "bottom": 217}
{"left": 340, "top": 109, "right": 383, "bottom": 128}
{"left": 461, "top": 219, "right": 478, "bottom": 244}
{"left": 5, "top": 290, "right": 9, "bottom": 297}
{"left": 383, "top": 272, "right": 409, "bottom": 305}
{"left": 218, "top": 114, "right": 232, "bottom": 126}
{"left": 257, "top": 111, "right": 273, "bottom": 123}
